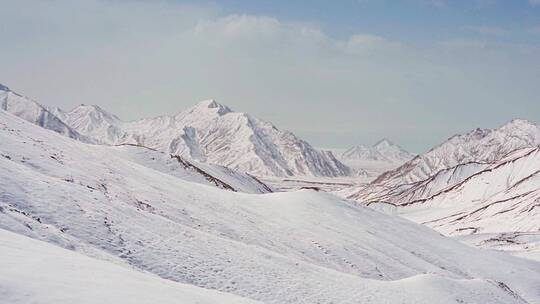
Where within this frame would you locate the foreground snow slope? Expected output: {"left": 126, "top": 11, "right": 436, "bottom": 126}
{"left": 0, "top": 229, "right": 259, "bottom": 304}
{"left": 1, "top": 109, "right": 540, "bottom": 303}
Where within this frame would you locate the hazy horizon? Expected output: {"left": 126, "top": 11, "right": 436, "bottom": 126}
{"left": 2, "top": 0, "right": 539, "bottom": 152}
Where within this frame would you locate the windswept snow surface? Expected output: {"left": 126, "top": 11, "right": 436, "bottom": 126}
{"left": 0, "top": 229, "right": 260, "bottom": 304}
{"left": 1, "top": 109, "right": 540, "bottom": 303}
{"left": 0, "top": 83, "right": 352, "bottom": 178}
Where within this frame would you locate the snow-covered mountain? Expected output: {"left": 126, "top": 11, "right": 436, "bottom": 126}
{"left": 78, "top": 99, "right": 353, "bottom": 177}
{"left": 332, "top": 139, "right": 414, "bottom": 178}
{"left": 371, "top": 120, "right": 540, "bottom": 187}
{"left": 345, "top": 120, "right": 540, "bottom": 259}
{"left": 395, "top": 146, "right": 540, "bottom": 260}
{"left": 0, "top": 84, "right": 352, "bottom": 178}
{"left": 0, "top": 84, "right": 85, "bottom": 141}
{"left": 1, "top": 108, "right": 540, "bottom": 303}
{"left": 342, "top": 138, "right": 414, "bottom": 164}
{"left": 348, "top": 119, "right": 540, "bottom": 201}
{"left": 0, "top": 84, "right": 272, "bottom": 194}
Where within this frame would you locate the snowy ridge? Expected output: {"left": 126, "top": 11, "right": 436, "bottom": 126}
{"left": 342, "top": 138, "right": 414, "bottom": 164}
{"left": 0, "top": 84, "right": 352, "bottom": 178}
{"left": 50, "top": 100, "right": 352, "bottom": 177}
{"left": 109, "top": 144, "right": 272, "bottom": 194}
{"left": 345, "top": 121, "right": 540, "bottom": 259}
{"left": 371, "top": 120, "right": 540, "bottom": 186}
{"left": 1, "top": 109, "right": 540, "bottom": 303}
{"left": 332, "top": 139, "right": 414, "bottom": 179}
{"left": 61, "top": 104, "right": 124, "bottom": 144}
{"left": 0, "top": 84, "right": 86, "bottom": 141}
{"left": 348, "top": 119, "right": 540, "bottom": 201}
{"left": 400, "top": 146, "right": 540, "bottom": 233}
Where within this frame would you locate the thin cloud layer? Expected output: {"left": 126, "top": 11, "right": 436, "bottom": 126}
{"left": 1, "top": 0, "right": 539, "bottom": 152}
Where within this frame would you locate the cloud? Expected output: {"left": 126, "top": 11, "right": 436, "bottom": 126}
{"left": 193, "top": 14, "right": 328, "bottom": 46}
{"left": 1, "top": 0, "right": 540, "bottom": 152}
{"left": 342, "top": 34, "right": 401, "bottom": 54}
{"left": 529, "top": 0, "right": 540, "bottom": 6}
{"left": 193, "top": 14, "right": 399, "bottom": 56}
{"left": 463, "top": 25, "right": 508, "bottom": 36}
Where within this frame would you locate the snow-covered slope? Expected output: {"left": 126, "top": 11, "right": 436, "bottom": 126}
{"left": 51, "top": 99, "right": 352, "bottom": 178}
{"left": 348, "top": 119, "right": 540, "bottom": 202}
{"left": 0, "top": 84, "right": 85, "bottom": 141}
{"left": 335, "top": 139, "right": 414, "bottom": 178}
{"left": 394, "top": 147, "right": 540, "bottom": 257}
{"left": 61, "top": 104, "right": 124, "bottom": 143}
{"left": 109, "top": 144, "right": 272, "bottom": 194}
{"left": 345, "top": 122, "right": 540, "bottom": 259}
{"left": 1, "top": 109, "right": 540, "bottom": 303}
{"left": 370, "top": 120, "right": 540, "bottom": 187}
{"left": 0, "top": 228, "right": 260, "bottom": 304}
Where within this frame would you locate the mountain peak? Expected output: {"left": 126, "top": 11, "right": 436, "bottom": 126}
{"left": 374, "top": 138, "right": 394, "bottom": 148}
{"left": 341, "top": 139, "right": 414, "bottom": 164}
{"left": 68, "top": 104, "right": 121, "bottom": 124}
{"left": 0, "top": 83, "right": 10, "bottom": 92}
{"left": 194, "top": 99, "right": 232, "bottom": 115}
{"left": 500, "top": 118, "right": 537, "bottom": 130}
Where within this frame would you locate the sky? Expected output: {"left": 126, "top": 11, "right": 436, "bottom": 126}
{"left": 1, "top": 0, "right": 539, "bottom": 152}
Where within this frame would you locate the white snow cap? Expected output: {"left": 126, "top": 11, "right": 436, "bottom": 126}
{"left": 0, "top": 83, "right": 10, "bottom": 91}
{"left": 195, "top": 99, "right": 232, "bottom": 115}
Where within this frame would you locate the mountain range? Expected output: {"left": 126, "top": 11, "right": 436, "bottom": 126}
{"left": 346, "top": 119, "right": 540, "bottom": 260}
{"left": 1, "top": 84, "right": 352, "bottom": 178}
{"left": 332, "top": 139, "right": 415, "bottom": 178}
{"left": 1, "top": 106, "right": 539, "bottom": 303}
{"left": 341, "top": 139, "right": 415, "bottom": 164}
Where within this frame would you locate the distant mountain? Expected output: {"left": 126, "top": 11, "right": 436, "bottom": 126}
{"left": 2, "top": 108, "right": 540, "bottom": 303}
{"left": 341, "top": 139, "right": 414, "bottom": 164}
{"left": 0, "top": 84, "right": 273, "bottom": 193}
{"left": 369, "top": 119, "right": 540, "bottom": 188}
{"left": 0, "top": 84, "right": 85, "bottom": 141}
{"left": 333, "top": 139, "right": 414, "bottom": 179}
{"left": 400, "top": 146, "right": 540, "bottom": 236}
{"left": 1, "top": 84, "right": 352, "bottom": 178}
{"left": 349, "top": 119, "right": 540, "bottom": 203}
{"left": 346, "top": 120, "right": 540, "bottom": 259}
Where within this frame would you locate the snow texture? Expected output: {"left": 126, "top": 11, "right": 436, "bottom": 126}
{"left": 1, "top": 109, "right": 540, "bottom": 303}
{"left": 347, "top": 121, "right": 540, "bottom": 260}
